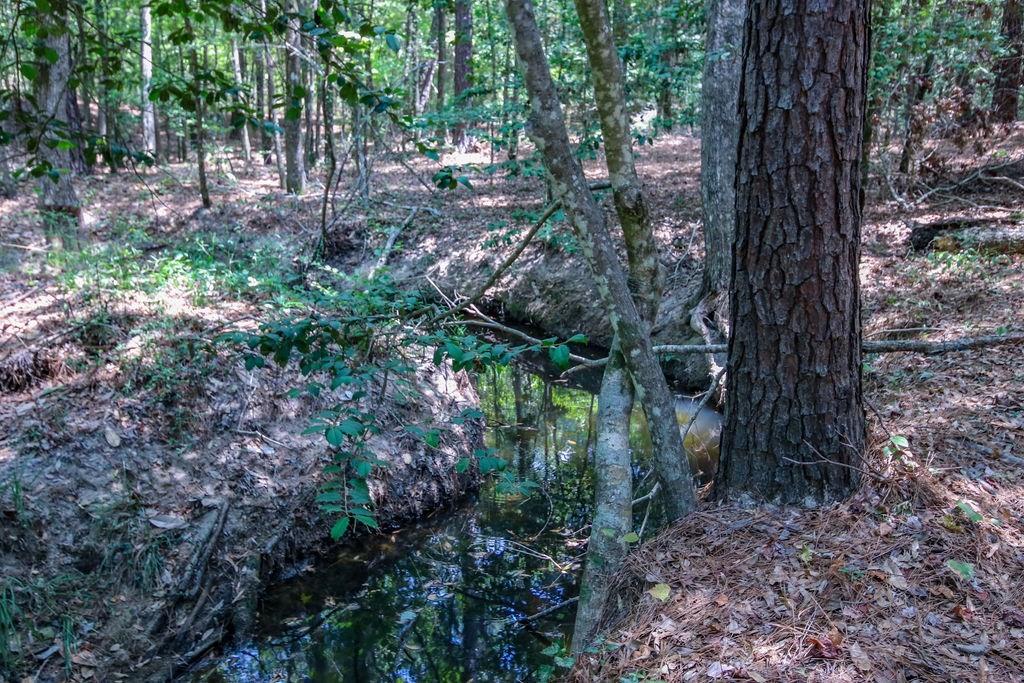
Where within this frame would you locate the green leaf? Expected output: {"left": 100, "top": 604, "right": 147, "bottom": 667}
{"left": 548, "top": 344, "right": 570, "bottom": 370}
{"left": 798, "top": 544, "right": 814, "bottom": 564}
{"left": 647, "top": 583, "right": 671, "bottom": 602}
{"left": 20, "top": 63, "right": 38, "bottom": 82}
{"left": 946, "top": 559, "right": 974, "bottom": 580}
{"left": 353, "top": 512, "right": 378, "bottom": 529}
{"left": 424, "top": 429, "right": 440, "bottom": 448}
{"left": 330, "top": 516, "right": 350, "bottom": 540}
{"left": 554, "top": 655, "right": 575, "bottom": 668}
{"left": 955, "top": 501, "right": 983, "bottom": 523}
{"left": 385, "top": 33, "right": 400, "bottom": 52}
{"left": 566, "top": 333, "right": 588, "bottom": 344}
{"left": 455, "top": 457, "right": 470, "bottom": 473}
{"left": 622, "top": 532, "right": 640, "bottom": 544}
{"left": 325, "top": 426, "right": 345, "bottom": 447}
{"left": 889, "top": 435, "right": 909, "bottom": 449}
{"left": 316, "top": 491, "right": 343, "bottom": 503}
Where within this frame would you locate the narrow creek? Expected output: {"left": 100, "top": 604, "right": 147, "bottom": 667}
{"left": 195, "top": 360, "right": 722, "bottom": 682}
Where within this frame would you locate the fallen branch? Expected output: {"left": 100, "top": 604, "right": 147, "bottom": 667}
{"left": 177, "top": 501, "right": 230, "bottom": 601}
{"left": 861, "top": 333, "right": 1024, "bottom": 354}
{"left": 370, "top": 207, "right": 420, "bottom": 278}
{"left": 569, "top": 333, "right": 1024, "bottom": 371}
{"left": 510, "top": 596, "right": 579, "bottom": 625}
{"left": 456, "top": 307, "right": 596, "bottom": 367}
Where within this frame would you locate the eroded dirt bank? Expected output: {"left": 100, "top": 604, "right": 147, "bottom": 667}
{"left": 0, "top": 186, "right": 484, "bottom": 680}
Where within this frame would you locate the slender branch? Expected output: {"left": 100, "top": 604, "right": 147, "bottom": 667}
{"left": 509, "top": 596, "right": 579, "bottom": 625}
{"left": 455, "top": 308, "right": 594, "bottom": 366}
{"left": 369, "top": 208, "right": 419, "bottom": 278}
{"left": 427, "top": 181, "right": 611, "bottom": 325}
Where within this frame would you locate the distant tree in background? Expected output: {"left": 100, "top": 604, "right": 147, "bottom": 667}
{"left": 140, "top": 1, "right": 157, "bottom": 156}
{"left": 34, "top": 0, "right": 83, "bottom": 231}
{"left": 992, "top": 0, "right": 1023, "bottom": 122}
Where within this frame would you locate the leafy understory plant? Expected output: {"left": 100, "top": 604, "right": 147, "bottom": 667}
{"left": 222, "top": 273, "right": 588, "bottom": 538}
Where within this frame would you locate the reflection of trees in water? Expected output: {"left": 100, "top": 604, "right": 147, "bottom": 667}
{"left": 204, "top": 366, "right": 608, "bottom": 682}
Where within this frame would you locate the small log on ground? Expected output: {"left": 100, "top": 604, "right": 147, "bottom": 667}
{"left": 909, "top": 218, "right": 1024, "bottom": 254}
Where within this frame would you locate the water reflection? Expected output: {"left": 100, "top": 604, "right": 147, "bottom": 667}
{"left": 196, "top": 365, "right": 720, "bottom": 682}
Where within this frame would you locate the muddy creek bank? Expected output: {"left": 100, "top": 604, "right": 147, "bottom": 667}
{"left": 194, "top": 363, "right": 722, "bottom": 681}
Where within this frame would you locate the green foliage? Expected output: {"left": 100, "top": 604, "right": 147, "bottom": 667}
{"left": 223, "top": 272, "right": 589, "bottom": 537}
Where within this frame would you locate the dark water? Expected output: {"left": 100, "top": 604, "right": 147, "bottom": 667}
{"left": 195, "top": 364, "right": 721, "bottom": 682}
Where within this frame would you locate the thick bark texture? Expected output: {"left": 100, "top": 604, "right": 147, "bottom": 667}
{"left": 284, "top": 2, "right": 306, "bottom": 194}
{"left": 699, "top": 0, "right": 745, "bottom": 298}
{"left": 504, "top": 0, "right": 695, "bottom": 520}
{"left": 993, "top": 0, "right": 1023, "bottom": 122}
{"left": 717, "top": 0, "right": 868, "bottom": 504}
{"left": 36, "top": 12, "right": 81, "bottom": 223}
{"left": 452, "top": 0, "right": 473, "bottom": 150}
{"left": 140, "top": 2, "right": 157, "bottom": 156}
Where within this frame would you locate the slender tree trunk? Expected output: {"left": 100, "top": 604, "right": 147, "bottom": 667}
{"left": 185, "top": 21, "right": 212, "bottom": 208}
{"left": 261, "top": 13, "right": 287, "bottom": 188}
{"left": 571, "top": 343, "right": 633, "bottom": 652}
{"left": 992, "top": 0, "right": 1023, "bottom": 122}
{"left": 36, "top": 8, "right": 82, "bottom": 230}
{"left": 284, "top": 0, "right": 306, "bottom": 194}
{"left": 575, "top": 0, "right": 662, "bottom": 322}
{"left": 452, "top": 0, "right": 473, "bottom": 150}
{"left": 303, "top": 4, "right": 317, "bottom": 171}
{"left": 141, "top": 2, "right": 157, "bottom": 157}
{"left": 0, "top": 96, "right": 14, "bottom": 197}
{"left": 571, "top": 0, "right": 664, "bottom": 652}
{"left": 255, "top": 30, "right": 272, "bottom": 163}
{"left": 434, "top": 5, "right": 448, "bottom": 141}
{"left": 231, "top": 38, "right": 252, "bottom": 163}
{"left": 504, "top": 0, "right": 696, "bottom": 521}
{"left": 95, "top": 0, "right": 116, "bottom": 172}
{"left": 717, "top": 0, "right": 868, "bottom": 503}
{"left": 700, "top": 0, "right": 745, "bottom": 299}
{"left": 897, "top": 52, "right": 934, "bottom": 176}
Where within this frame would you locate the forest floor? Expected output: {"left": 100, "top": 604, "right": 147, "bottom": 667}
{"left": 1, "top": 126, "right": 1023, "bottom": 681}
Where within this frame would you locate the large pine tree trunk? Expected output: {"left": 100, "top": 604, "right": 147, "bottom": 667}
{"left": 717, "top": 0, "right": 868, "bottom": 504}
{"left": 992, "top": 0, "right": 1023, "bottom": 122}
{"left": 140, "top": 2, "right": 157, "bottom": 157}
{"left": 284, "top": 1, "right": 306, "bottom": 194}
{"left": 452, "top": 0, "right": 473, "bottom": 150}
{"left": 504, "top": 0, "right": 696, "bottom": 521}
